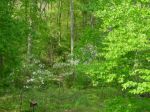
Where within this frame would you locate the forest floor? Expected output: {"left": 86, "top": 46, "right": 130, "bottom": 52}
{"left": 0, "top": 87, "right": 150, "bottom": 112}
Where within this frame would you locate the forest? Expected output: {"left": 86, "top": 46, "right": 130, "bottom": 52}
{"left": 0, "top": 0, "right": 150, "bottom": 112}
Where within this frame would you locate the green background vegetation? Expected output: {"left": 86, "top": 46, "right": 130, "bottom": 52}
{"left": 0, "top": 0, "right": 150, "bottom": 112}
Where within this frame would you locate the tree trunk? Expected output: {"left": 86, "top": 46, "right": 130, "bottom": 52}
{"left": 58, "top": 0, "right": 62, "bottom": 46}
{"left": 70, "top": 0, "right": 74, "bottom": 57}
{"left": 27, "top": 27, "right": 32, "bottom": 64}
{"left": 0, "top": 54, "right": 3, "bottom": 72}
{"left": 25, "top": 0, "right": 32, "bottom": 64}
{"left": 90, "top": 13, "right": 94, "bottom": 29}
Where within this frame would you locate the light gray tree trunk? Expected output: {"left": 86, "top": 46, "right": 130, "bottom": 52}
{"left": 70, "top": 0, "right": 74, "bottom": 57}
{"left": 25, "top": 0, "right": 32, "bottom": 64}
{"left": 27, "top": 24, "right": 32, "bottom": 64}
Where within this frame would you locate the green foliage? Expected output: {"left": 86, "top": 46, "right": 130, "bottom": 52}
{"left": 100, "top": 1, "right": 150, "bottom": 94}
{"left": 1, "top": 0, "right": 150, "bottom": 111}
{"left": 104, "top": 96, "right": 150, "bottom": 112}
{"left": 79, "top": 0, "right": 150, "bottom": 94}
{"left": 73, "top": 72, "right": 92, "bottom": 89}
{"left": 0, "top": 0, "right": 26, "bottom": 80}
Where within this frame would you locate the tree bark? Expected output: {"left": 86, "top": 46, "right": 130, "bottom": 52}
{"left": 0, "top": 54, "right": 3, "bottom": 71}
{"left": 90, "top": 13, "right": 94, "bottom": 29}
{"left": 70, "top": 0, "right": 74, "bottom": 57}
{"left": 24, "top": 0, "right": 32, "bottom": 64}
{"left": 27, "top": 27, "right": 32, "bottom": 64}
{"left": 58, "top": 0, "right": 62, "bottom": 46}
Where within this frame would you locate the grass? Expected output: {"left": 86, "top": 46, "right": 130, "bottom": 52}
{"left": 0, "top": 87, "right": 150, "bottom": 112}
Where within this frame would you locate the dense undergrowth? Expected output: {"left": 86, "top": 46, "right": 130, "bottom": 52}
{"left": 0, "top": 87, "right": 150, "bottom": 112}
{"left": 1, "top": 0, "right": 150, "bottom": 112}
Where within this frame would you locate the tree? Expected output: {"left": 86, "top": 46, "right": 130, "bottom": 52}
{"left": 70, "top": 0, "right": 74, "bottom": 58}
{"left": 88, "top": 0, "right": 150, "bottom": 94}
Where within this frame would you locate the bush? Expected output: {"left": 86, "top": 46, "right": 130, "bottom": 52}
{"left": 104, "top": 96, "right": 150, "bottom": 112}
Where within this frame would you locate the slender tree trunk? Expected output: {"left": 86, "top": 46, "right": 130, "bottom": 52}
{"left": 0, "top": 53, "right": 3, "bottom": 65}
{"left": 58, "top": 0, "right": 62, "bottom": 46}
{"left": 70, "top": 0, "right": 76, "bottom": 86}
{"left": 82, "top": 0, "right": 87, "bottom": 28}
{"left": 0, "top": 54, "right": 3, "bottom": 75}
{"left": 70, "top": 0, "right": 74, "bottom": 57}
{"left": 25, "top": 0, "right": 32, "bottom": 64}
{"left": 27, "top": 25, "right": 32, "bottom": 64}
{"left": 39, "top": 1, "right": 47, "bottom": 18}
{"left": 67, "top": 1, "right": 70, "bottom": 30}
{"left": 82, "top": 12, "right": 86, "bottom": 28}
{"left": 27, "top": 0, "right": 38, "bottom": 64}
{"left": 132, "top": 51, "right": 139, "bottom": 82}
{"left": 27, "top": 0, "right": 32, "bottom": 64}
{"left": 39, "top": 0, "right": 43, "bottom": 17}
{"left": 90, "top": 13, "right": 94, "bottom": 29}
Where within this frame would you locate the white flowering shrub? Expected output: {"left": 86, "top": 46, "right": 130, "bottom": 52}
{"left": 11, "top": 55, "right": 81, "bottom": 89}
{"left": 26, "top": 59, "right": 53, "bottom": 89}
{"left": 11, "top": 58, "right": 53, "bottom": 89}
